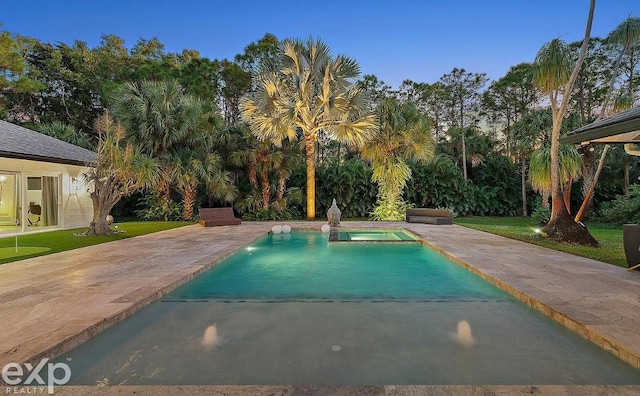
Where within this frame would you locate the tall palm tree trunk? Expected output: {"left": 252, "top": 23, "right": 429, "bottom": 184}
{"left": 541, "top": 0, "right": 598, "bottom": 246}
{"left": 158, "top": 176, "right": 171, "bottom": 213}
{"left": 260, "top": 169, "right": 270, "bottom": 210}
{"left": 521, "top": 157, "right": 528, "bottom": 216}
{"left": 248, "top": 159, "right": 258, "bottom": 191}
{"left": 461, "top": 134, "right": 467, "bottom": 179}
{"left": 624, "top": 158, "right": 630, "bottom": 196}
{"left": 276, "top": 175, "right": 287, "bottom": 201}
{"left": 305, "top": 134, "right": 317, "bottom": 220}
{"left": 182, "top": 183, "right": 197, "bottom": 221}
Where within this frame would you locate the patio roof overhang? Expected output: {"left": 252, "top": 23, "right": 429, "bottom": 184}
{"left": 560, "top": 105, "right": 640, "bottom": 145}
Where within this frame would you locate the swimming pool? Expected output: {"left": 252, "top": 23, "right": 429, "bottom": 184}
{"left": 55, "top": 231, "right": 640, "bottom": 385}
{"left": 330, "top": 228, "right": 420, "bottom": 242}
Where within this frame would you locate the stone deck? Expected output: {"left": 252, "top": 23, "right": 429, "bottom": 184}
{"left": 0, "top": 221, "right": 638, "bottom": 394}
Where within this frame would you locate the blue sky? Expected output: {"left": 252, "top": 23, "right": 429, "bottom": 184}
{"left": 2, "top": 0, "right": 639, "bottom": 88}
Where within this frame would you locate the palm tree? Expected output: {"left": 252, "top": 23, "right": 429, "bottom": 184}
{"left": 532, "top": 0, "right": 598, "bottom": 246}
{"left": 600, "top": 17, "right": 640, "bottom": 118}
{"left": 513, "top": 109, "right": 552, "bottom": 214}
{"left": 111, "top": 79, "right": 207, "bottom": 156}
{"left": 110, "top": 79, "right": 214, "bottom": 214}
{"left": 171, "top": 148, "right": 235, "bottom": 220}
{"left": 529, "top": 146, "right": 582, "bottom": 213}
{"left": 240, "top": 37, "right": 377, "bottom": 220}
{"left": 361, "top": 98, "right": 434, "bottom": 220}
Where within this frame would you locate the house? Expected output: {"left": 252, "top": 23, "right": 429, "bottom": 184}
{"left": 0, "top": 120, "right": 96, "bottom": 236}
{"left": 560, "top": 105, "right": 640, "bottom": 156}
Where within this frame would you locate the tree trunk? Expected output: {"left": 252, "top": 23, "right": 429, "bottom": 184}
{"left": 260, "top": 168, "right": 270, "bottom": 210}
{"left": 248, "top": 159, "right": 258, "bottom": 191}
{"left": 575, "top": 145, "right": 609, "bottom": 223}
{"left": 563, "top": 184, "right": 572, "bottom": 215}
{"left": 461, "top": 134, "right": 467, "bottom": 179}
{"left": 521, "top": 157, "right": 528, "bottom": 216}
{"left": 506, "top": 110, "right": 511, "bottom": 159}
{"left": 276, "top": 175, "right": 286, "bottom": 201}
{"left": 543, "top": 0, "right": 596, "bottom": 246}
{"left": 581, "top": 148, "right": 594, "bottom": 200}
{"left": 598, "top": 45, "right": 626, "bottom": 120}
{"left": 542, "top": 191, "right": 550, "bottom": 209}
{"left": 158, "top": 175, "right": 171, "bottom": 214}
{"left": 182, "top": 182, "right": 197, "bottom": 221}
{"left": 542, "top": 195, "right": 599, "bottom": 247}
{"left": 86, "top": 183, "right": 117, "bottom": 236}
{"left": 305, "top": 134, "right": 317, "bottom": 220}
{"left": 624, "top": 158, "right": 630, "bottom": 197}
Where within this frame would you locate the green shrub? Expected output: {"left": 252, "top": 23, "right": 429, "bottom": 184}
{"left": 370, "top": 198, "right": 411, "bottom": 221}
{"left": 136, "top": 192, "right": 184, "bottom": 221}
{"left": 405, "top": 154, "right": 476, "bottom": 216}
{"left": 471, "top": 155, "right": 522, "bottom": 216}
{"left": 531, "top": 206, "right": 551, "bottom": 225}
{"left": 597, "top": 185, "right": 640, "bottom": 224}
{"left": 241, "top": 207, "right": 301, "bottom": 221}
{"left": 292, "top": 158, "right": 377, "bottom": 218}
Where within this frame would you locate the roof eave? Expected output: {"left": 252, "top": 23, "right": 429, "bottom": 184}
{"left": 0, "top": 151, "right": 92, "bottom": 167}
{"left": 560, "top": 118, "right": 640, "bottom": 144}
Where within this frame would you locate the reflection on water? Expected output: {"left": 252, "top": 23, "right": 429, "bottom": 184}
{"left": 202, "top": 324, "right": 218, "bottom": 350}
{"left": 454, "top": 320, "right": 474, "bottom": 347}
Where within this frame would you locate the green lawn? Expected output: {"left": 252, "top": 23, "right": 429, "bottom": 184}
{"left": 455, "top": 216, "right": 627, "bottom": 268}
{"left": 0, "top": 221, "right": 193, "bottom": 265}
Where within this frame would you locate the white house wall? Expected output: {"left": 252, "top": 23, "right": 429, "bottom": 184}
{"left": 0, "top": 157, "right": 93, "bottom": 231}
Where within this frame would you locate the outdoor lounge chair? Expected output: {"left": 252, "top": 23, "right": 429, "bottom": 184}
{"left": 405, "top": 208, "right": 453, "bottom": 225}
{"left": 198, "top": 207, "right": 241, "bottom": 227}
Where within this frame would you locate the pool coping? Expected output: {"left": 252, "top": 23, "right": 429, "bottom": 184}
{"left": 0, "top": 221, "right": 638, "bottom": 391}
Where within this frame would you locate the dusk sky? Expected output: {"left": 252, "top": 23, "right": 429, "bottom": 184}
{"left": 2, "top": 1, "right": 639, "bottom": 88}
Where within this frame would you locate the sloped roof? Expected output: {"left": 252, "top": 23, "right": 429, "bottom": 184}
{"left": 560, "top": 105, "right": 640, "bottom": 145}
{"left": 0, "top": 120, "right": 95, "bottom": 166}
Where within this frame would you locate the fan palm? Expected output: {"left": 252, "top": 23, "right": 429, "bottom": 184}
{"left": 111, "top": 79, "right": 214, "bottom": 213}
{"left": 361, "top": 98, "right": 434, "bottom": 220}
{"left": 240, "top": 37, "right": 377, "bottom": 219}
{"left": 170, "top": 148, "right": 235, "bottom": 221}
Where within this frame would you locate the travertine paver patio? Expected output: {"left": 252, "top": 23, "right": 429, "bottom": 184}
{"left": 0, "top": 221, "right": 638, "bottom": 395}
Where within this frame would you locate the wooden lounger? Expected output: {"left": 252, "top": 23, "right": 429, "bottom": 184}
{"left": 198, "top": 207, "right": 241, "bottom": 227}
{"left": 405, "top": 208, "right": 453, "bottom": 225}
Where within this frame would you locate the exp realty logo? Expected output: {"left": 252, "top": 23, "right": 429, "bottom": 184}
{"left": 2, "top": 359, "right": 70, "bottom": 394}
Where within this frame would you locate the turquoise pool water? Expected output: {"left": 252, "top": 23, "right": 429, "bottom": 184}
{"left": 333, "top": 229, "right": 419, "bottom": 242}
{"left": 166, "top": 232, "right": 507, "bottom": 300}
{"left": 55, "top": 231, "right": 640, "bottom": 385}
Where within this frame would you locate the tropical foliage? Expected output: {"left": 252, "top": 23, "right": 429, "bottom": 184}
{"left": 361, "top": 98, "right": 434, "bottom": 220}
{"left": 84, "top": 113, "right": 159, "bottom": 235}
{"left": 0, "top": 3, "right": 639, "bottom": 236}
{"left": 240, "top": 37, "right": 377, "bottom": 220}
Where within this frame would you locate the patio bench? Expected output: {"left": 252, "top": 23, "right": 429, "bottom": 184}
{"left": 405, "top": 208, "right": 453, "bottom": 225}
{"left": 198, "top": 207, "right": 241, "bottom": 227}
